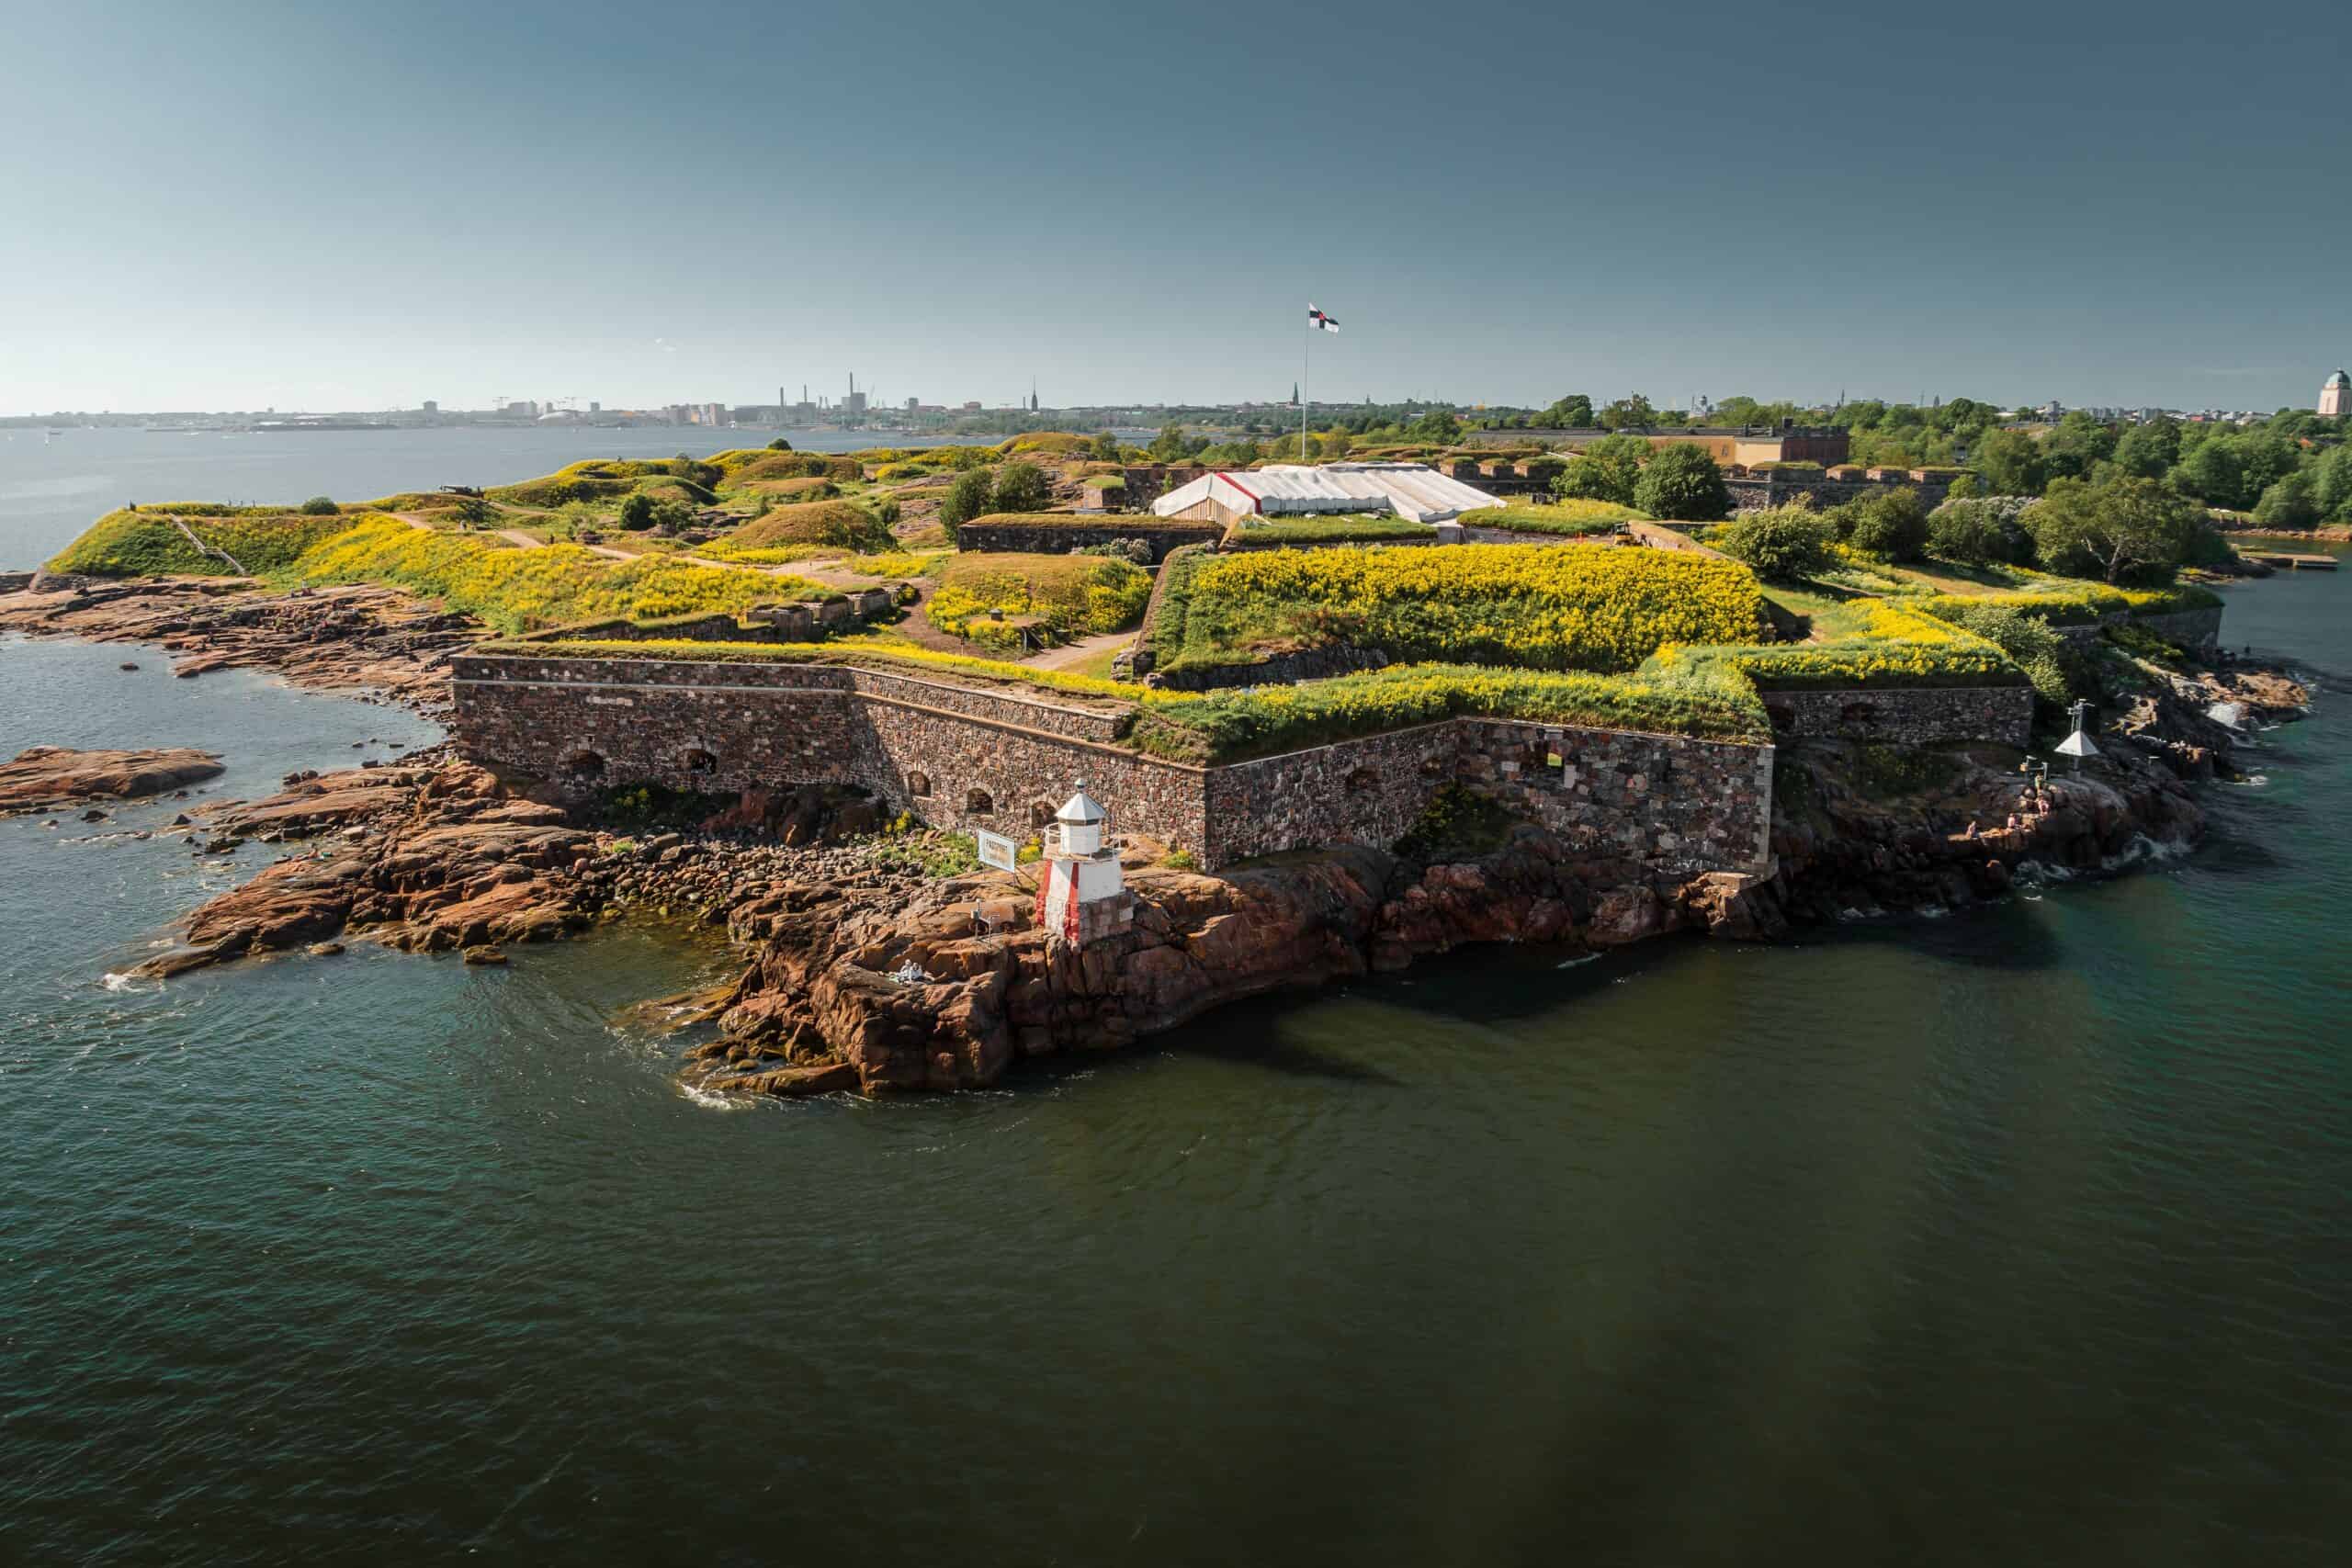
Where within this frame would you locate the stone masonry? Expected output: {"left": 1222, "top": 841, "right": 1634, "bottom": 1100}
{"left": 1758, "top": 684, "right": 2034, "bottom": 749}
{"left": 452, "top": 651, "right": 1777, "bottom": 877}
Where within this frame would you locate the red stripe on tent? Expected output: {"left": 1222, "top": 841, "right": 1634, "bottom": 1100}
{"left": 1216, "top": 470, "right": 1261, "bottom": 511}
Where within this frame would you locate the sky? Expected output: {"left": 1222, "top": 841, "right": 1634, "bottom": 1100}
{"left": 1, "top": 0, "right": 2346, "bottom": 415}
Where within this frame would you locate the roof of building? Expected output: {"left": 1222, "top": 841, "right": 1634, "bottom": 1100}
{"left": 2328, "top": 369, "right": 2349, "bottom": 388}
{"left": 1057, "top": 786, "right": 1105, "bottom": 825}
{"left": 1151, "top": 462, "right": 1498, "bottom": 524}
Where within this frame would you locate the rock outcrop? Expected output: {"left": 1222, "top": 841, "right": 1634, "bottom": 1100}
{"left": 0, "top": 577, "right": 476, "bottom": 719}
{"left": 131, "top": 755, "right": 594, "bottom": 976}
{"left": 1, "top": 745, "right": 224, "bottom": 814}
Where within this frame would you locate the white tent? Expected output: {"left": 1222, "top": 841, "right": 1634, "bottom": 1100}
{"left": 1151, "top": 463, "right": 1498, "bottom": 525}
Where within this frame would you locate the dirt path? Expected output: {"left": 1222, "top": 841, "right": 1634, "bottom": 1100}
{"left": 1022, "top": 629, "right": 1131, "bottom": 671}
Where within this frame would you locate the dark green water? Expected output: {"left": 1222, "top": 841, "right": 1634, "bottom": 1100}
{"left": 5, "top": 546, "right": 2349, "bottom": 1562}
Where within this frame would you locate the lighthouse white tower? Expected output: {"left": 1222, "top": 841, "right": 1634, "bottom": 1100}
{"left": 1035, "top": 784, "right": 1134, "bottom": 947}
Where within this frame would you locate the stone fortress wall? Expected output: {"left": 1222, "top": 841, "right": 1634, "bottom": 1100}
{"left": 451, "top": 652, "right": 1781, "bottom": 876}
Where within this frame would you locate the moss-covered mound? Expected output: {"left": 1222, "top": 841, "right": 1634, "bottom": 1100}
{"left": 45, "top": 507, "right": 360, "bottom": 577}
{"left": 725, "top": 501, "right": 896, "bottom": 553}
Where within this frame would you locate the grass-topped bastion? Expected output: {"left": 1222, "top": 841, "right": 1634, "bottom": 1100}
{"left": 1148, "top": 542, "right": 1767, "bottom": 677}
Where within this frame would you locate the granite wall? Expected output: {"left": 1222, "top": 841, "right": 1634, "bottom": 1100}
{"left": 452, "top": 651, "right": 1780, "bottom": 878}
{"left": 1758, "top": 684, "right": 2034, "bottom": 748}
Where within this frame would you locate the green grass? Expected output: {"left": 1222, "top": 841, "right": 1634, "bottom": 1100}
{"left": 1455, "top": 501, "right": 1644, "bottom": 536}
{"left": 927, "top": 552, "right": 1153, "bottom": 647}
{"left": 45, "top": 507, "right": 359, "bottom": 577}
{"left": 718, "top": 501, "right": 896, "bottom": 554}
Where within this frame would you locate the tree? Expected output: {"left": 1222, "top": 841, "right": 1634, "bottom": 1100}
{"left": 1632, "top": 444, "right": 1731, "bottom": 521}
{"left": 2315, "top": 445, "right": 2352, "bottom": 521}
{"left": 1710, "top": 505, "right": 1836, "bottom": 580}
{"left": 1540, "top": 393, "right": 1594, "bottom": 427}
{"left": 2169, "top": 438, "right": 2245, "bottom": 510}
{"left": 940, "top": 468, "right": 997, "bottom": 528}
{"left": 616, "top": 492, "right": 659, "bottom": 531}
{"left": 1844, "top": 487, "right": 1929, "bottom": 560}
{"left": 670, "top": 452, "right": 719, "bottom": 493}
{"left": 2235, "top": 432, "right": 2303, "bottom": 498}
{"left": 2041, "top": 411, "right": 2118, "bottom": 480}
{"left": 298, "top": 495, "right": 338, "bottom": 515}
{"left": 990, "top": 461, "right": 1048, "bottom": 513}
{"left": 2110, "top": 418, "right": 2180, "bottom": 479}
{"left": 1927, "top": 497, "right": 2032, "bottom": 565}
{"left": 1972, "top": 428, "right": 2046, "bottom": 496}
{"left": 1598, "top": 394, "right": 1656, "bottom": 430}
{"left": 1148, "top": 423, "right": 1190, "bottom": 463}
{"left": 1090, "top": 431, "right": 1120, "bottom": 462}
{"left": 2254, "top": 470, "right": 2323, "bottom": 530}
{"left": 2026, "top": 475, "right": 2207, "bottom": 583}
{"left": 1407, "top": 409, "right": 1461, "bottom": 443}
{"left": 1552, "top": 434, "right": 1649, "bottom": 506}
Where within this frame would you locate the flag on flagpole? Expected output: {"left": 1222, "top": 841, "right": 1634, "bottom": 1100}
{"left": 1308, "top": 303, "right": 1340, "bottom": 333}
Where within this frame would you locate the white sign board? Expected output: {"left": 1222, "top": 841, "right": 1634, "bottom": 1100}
{"left": 973, "top": 829, "right": 1019, "bottom": 872}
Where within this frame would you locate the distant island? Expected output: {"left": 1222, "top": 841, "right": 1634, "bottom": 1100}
{"left": 2, "top": 419, "right": 2324, "bottom": 1096}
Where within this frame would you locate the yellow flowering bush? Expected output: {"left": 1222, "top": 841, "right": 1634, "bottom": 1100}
{"left": 289, "top": 515, "right": 824, "bottom": 635}
{"left": 1646, "top": 604, "right": 2023, "bottom": 691}
{"left": 1163, "top": 544, "right": 1764, "bottom": 673}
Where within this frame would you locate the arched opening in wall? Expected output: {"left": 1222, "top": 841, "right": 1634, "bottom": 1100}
{"left": 682, "top": 748, "right": 717, "bottom": 775}
{"left": 1765, "top": 703, "right": 1796, "bottom": 734}
{"left": 1344, "top": 766, "right": 1377, "bottom": 795}
{"left": 564, "top": 750, "right": 606, "bottom": 780}
{"left": 1419, "top": 753, "right": 1447, "bottom": 779}
{"left": 1028, "top": 800, "right": 1055, "bottom": 829}
{"left": 907, "top": 771, "right": 933, "bottom": 798}
{"left": 966, "top": 789, "right": 994, "bottom": 816}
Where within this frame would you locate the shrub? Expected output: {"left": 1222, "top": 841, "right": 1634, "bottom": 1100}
{"left": 1709, "top": 505, "right": 1837, "bottom": 580}
{"left": 1928, "top": 602, "right": 2075, "bottom": 709}
{"left": 940, "top": 468, "right": 998, "bottom": 528}
{"left": 1925, "top": 496, "right": 2034, "bottom": 565}
{"left": 990, "top": 461, "right": 1049, "bottom": 513}
{"left": 1633, "top": 445, "right": 1731, "bottom": 521}
{"left": 924, "top": 552, "right": 1152, "bottom": 647}
{"left": 1159, "top": 543, "right": 1765, "bottom": 674}
{"left": 299, "top": 495, "right": 339, "bottom": 515}
{"left": 766, "top": 437, "right": 794, "bottom": 451}
{"left": 1841, "top": 487, "right": 1929, "bottom": 560}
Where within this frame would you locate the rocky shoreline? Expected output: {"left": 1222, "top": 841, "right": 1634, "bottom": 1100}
{"left": 6, "top": 576, "right": 2312, "bottom": 1100}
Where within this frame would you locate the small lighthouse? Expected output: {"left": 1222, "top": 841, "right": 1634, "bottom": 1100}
{"left": 1035, "top": 783, "right": 1135, "bottom": 947}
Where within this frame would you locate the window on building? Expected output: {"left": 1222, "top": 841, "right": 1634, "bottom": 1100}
{"left": 683, "top": 748, "right": 717, "bottom": 773}
{"left": 907, "top": 771, "right": 932, "bottom": 798}
{"left": 1029, "top": 801, "right": 1054, "bottom": 829}
{"left": 564, "top": 750, "right": 606, "bottom": 778}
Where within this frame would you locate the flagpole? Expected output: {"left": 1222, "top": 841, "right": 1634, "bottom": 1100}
{"left": 1301, "top": 310, "right": 1310, "bottom": 462}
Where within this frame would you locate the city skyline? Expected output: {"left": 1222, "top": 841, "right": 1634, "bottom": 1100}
{"left": 2, "top": 0, "right": 2346, "bottom": 413}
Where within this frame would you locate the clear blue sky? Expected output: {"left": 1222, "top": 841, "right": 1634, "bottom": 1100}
{"left": 2, "top": 0, "right": 2345, "bottom": 413}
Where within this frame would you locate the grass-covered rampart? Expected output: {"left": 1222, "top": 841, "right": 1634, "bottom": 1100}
{"left": 45, "top": 507, "right": 358, "bottom": 577}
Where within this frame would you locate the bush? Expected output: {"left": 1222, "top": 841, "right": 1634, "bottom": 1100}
{"left": 1159, "top": 543, "right": 1765, "bottom": 674}
{"left": 1632, "top": 445, "right": 1731, "bottom": 521}
{"left": 1709, "top": 505, "right": 1837, "bottom": 580}
{"left": 766, "top": 437, "right": 794, "bottom": 451}
{"left": 940, "top": 468, "right": 997, "bottom": 528}
{"left": 1841, "top": 487, "right": 1929, "bottom": 560}
{"left": 1925, "top": 496, "right": 2033, "bottom": 565}
{"left": 616, "top": 492, "right": 659, "bottom": 532}
{"left": 1928, "top": 602, "right": 2075, "bottom": 710}
{"left": 299, "top": 495, "right": 339, "bottom": 515}
{"left": 990, "top": 461, "right": 1049, "bottom": 513}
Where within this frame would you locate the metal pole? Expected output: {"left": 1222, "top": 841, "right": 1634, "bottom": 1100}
{"left": 1301, "top": 313, "right": 1309, "bottom": 462}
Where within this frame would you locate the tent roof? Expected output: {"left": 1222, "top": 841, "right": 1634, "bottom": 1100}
{"left": 1150, "top": 463, "right": 1497, "bottom": 523}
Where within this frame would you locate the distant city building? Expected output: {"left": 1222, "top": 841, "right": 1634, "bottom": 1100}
{"left": 589, "top": 400, "right": 600, "bottom": 414}
{"left": 421, "top": 399, "right": 437, "bottom": 413}
{"left": 1469, "top": 423, "right": 1850, "bottom": 467}
{"left": 963, "top": 400, "right": 982, "bottom": 412}
{"left": 2322, "top": 369, "right": 2349, "bottom": 417}
{"left": 905, "top": 396, "right": 920, "bottom": 412}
